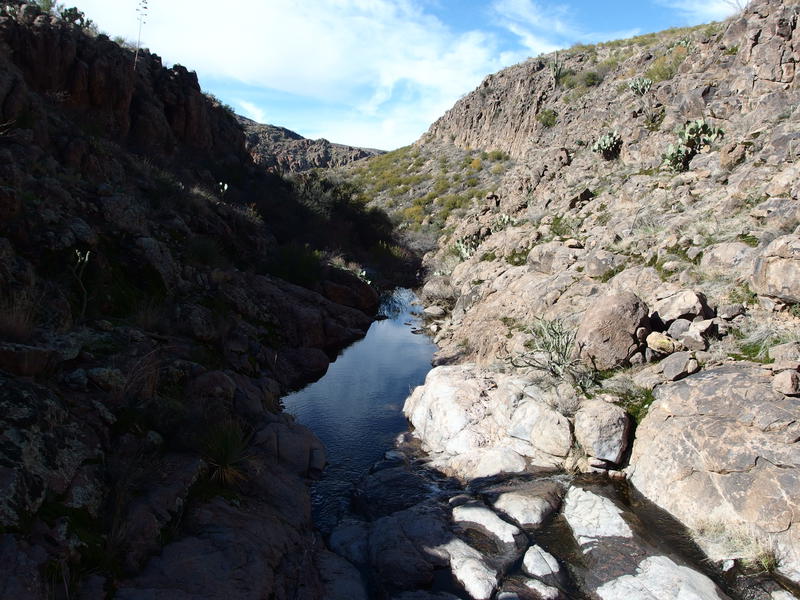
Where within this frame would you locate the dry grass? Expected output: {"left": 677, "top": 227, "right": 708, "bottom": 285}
{"left": 691, "top": 520, "right": 780, "bottom": 573}
{"left": 119, "top": 348, "right": 162, "bottom": 404}
{"left": 0, "top": 289, "right": 38, "bottom": 343}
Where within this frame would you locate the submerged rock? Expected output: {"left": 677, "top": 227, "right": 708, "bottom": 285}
{"left": 563, "top": 486, "right": 730, "bottom": 599}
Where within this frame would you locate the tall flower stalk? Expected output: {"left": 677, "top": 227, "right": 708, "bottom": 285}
{"left": 134, "top": 0, "right": 148, "bottom": 71}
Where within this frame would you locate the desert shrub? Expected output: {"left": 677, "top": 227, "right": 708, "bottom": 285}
{"left": 488, "top": 150, "right": 509, "bottom": 161}
{"left": 537, "top": 109, "right": 558, "bottom": 128}
{"left": 506, "top": 249, "right": 529, "bottom": 266}
{"left": 264, "top": 243, "right": 323, "bottom": 287}
{"left": 451, "top": 235, "right": 480, "bottom": 261}
{"left": 645, "top": 45, "right": 688, "bottom": 82}
{"left": 591, "top": 131, "right": 622, "bottom": 160}
{"left": 186, "top": 236, "right": 228, "bottom": 269}
{"left": 582, "top": 70, "right": 602, "bottom": 86}
{"left": 0, "top": 289, "right": 37, "bottom": 342}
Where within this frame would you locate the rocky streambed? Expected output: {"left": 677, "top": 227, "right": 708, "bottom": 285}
{"left": 284, "top": 292, "right": 798, "bottom": 600}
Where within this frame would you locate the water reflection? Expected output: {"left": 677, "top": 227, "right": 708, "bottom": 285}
{"left": 282, "top": 288, "right": 437, "bottom": 531}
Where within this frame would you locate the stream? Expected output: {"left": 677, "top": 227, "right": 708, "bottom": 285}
{"left": 283, "top": 288, "right": 437, "bottom": 532}
{"left": 282, "top": 289, "right": 790, "bottom": 599}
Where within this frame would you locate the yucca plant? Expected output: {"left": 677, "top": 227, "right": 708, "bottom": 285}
{"left": 508, "top": 318, "right": 598, "bottom": 392}
{"left": 201, "top": 419, "right": 254, "bottom": 488}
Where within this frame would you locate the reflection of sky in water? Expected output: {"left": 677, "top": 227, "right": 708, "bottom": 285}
{"left": 282, "top": 289, "right": 437, "bottom": 532}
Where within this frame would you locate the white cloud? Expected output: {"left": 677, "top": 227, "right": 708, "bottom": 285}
{"left": 491, "top": 0, "right": 575, "bottom": 54}
{"left": 74, "top": 0, "right": 526, "bottom": 147}
{"left": 79, "top": 0, "right": 640, "bottom": 148}
{"left": 656, "top": 0, "right": 743, "bottom": 23}
{"left": 236, "top": 100, "right": 268, "bottom": 124}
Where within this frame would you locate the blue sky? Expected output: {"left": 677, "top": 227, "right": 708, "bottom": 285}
{"left": 74, "top": 0, "right": 741, "bottom": 150}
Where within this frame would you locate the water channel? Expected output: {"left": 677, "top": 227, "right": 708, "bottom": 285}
{"left": 283, "top": 288, "right": 437, "bottom": 532}
{"left": 282, "top": 288, "right": 792, "bottom": 599}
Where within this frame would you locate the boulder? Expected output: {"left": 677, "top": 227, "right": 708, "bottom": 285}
{"left": 628, "top": 365, "right": 800, "bottom": 584}
{"left": 318, "top": 550, "right": 368, "bottom": 600}
{"left": 491, "top": 479, "right": 565, "bottom": 529}
{"left": 752, "top": 234, "right": 800, "bottom": 303}
{"left": 574, "top": 398, "right": 631, "bottom": 465}
{"left": 522, "top": 544, "right": 563, "bottom": 585}
{"left": 452, "top": 503, "right": 523, "bottom": 546}
{"left": 404, "top": 365, "right": 571, "bottom": 479}
{"left": 652, "top": 289, "right": 711, "bottom": 324}
{"left": 575, "top": 292, "right": 650, "bottom": 370}
{"left": 660, "top": 351, "right": 700, "bottom": 381}
{"left": 772, "top": 369, "right": 800, "bottom": 395}
{"left": 700, "top": 242, "right": 755, "bottom": 278}
{"left": 646, "top": 332, "right": 682, "bottom": 355}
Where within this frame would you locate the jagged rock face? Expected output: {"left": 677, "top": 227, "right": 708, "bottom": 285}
{"left": 240, "top": 117, "right": 383, "bottom": 173}
{"left": 422, "top": 0, "right": 800, "bottom": 161}
{"left": 0, "top": 4, "right": 390, "bottom": 599}
{"left": 628, "top": 365, "right": 800, "bottom": 583}
{"left": 396, "top": 0, "right": 800, "bottom": 592}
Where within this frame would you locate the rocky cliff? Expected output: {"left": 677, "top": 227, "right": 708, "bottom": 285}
{"left": 239, "top": 117, "right": 383, "bottom": 173}
{"left": 337, "top": 0, "right": 800, "bottom": 596}
{"left": 0, "top": 3, "right": 402, "bottom": 599}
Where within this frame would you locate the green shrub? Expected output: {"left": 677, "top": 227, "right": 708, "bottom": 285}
{"left": 645, "top": 45, "right": 688, "bottom": 82}
{"left": 506, "top": 249, "right": 529, "bottom": 266}
{"left": 582, "top": 71, "right": 602, "bottom": 86}
{"left": 591, "top": 131, "right": 622, "bottom": 160}
{"left": 616, "top": 386, "right": 656, "bottom": 423}
{"left": 537, "top": 109, "right": 558, "bottom": 128}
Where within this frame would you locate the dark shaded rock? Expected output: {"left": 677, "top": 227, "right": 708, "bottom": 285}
{"left": 353, "top": 465, "right": 433, "bottom": 519}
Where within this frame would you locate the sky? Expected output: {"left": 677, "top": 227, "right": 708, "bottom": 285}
{"left": 73, "top": 0, "right": 742, "bottom": 150}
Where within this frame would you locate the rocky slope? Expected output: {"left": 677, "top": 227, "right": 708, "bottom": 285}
{"left": 0, "top": 3, "right": 403, "bottom": 599}
{"left": 325, "top": 0, "right": 800, "bottom": 597}
{"left": 239, "top": 116, "right": 383, "bottom": 173}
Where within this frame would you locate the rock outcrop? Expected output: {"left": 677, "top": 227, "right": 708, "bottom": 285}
{"left": 0, "top": 3, "right": 397, "bottom": 598}
{"left": 628, "top": 365, "right": 800, "bottom": 583}
{"left": 239, "top": 117, "right": 383, "bottom": 173}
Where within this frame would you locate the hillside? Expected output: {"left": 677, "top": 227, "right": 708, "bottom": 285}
{"left": 238, "top": 116, "right": 383, "bottom": 173}
{"left": 338, "top": 0, "right": 800, "bottom": 596}
{"left": 0, "top": 3, "right": 405, "bottom": 598}
{"left": 3, "top": 0, "right": 800, "bottom": 599}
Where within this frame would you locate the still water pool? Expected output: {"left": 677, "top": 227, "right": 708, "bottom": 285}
{"left": 282, "top": 288, "right": 436, "bottom": 531}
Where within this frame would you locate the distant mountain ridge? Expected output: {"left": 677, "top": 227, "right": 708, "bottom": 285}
{"left": 238, "top": 116, "right": 384, "bottom": 173}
